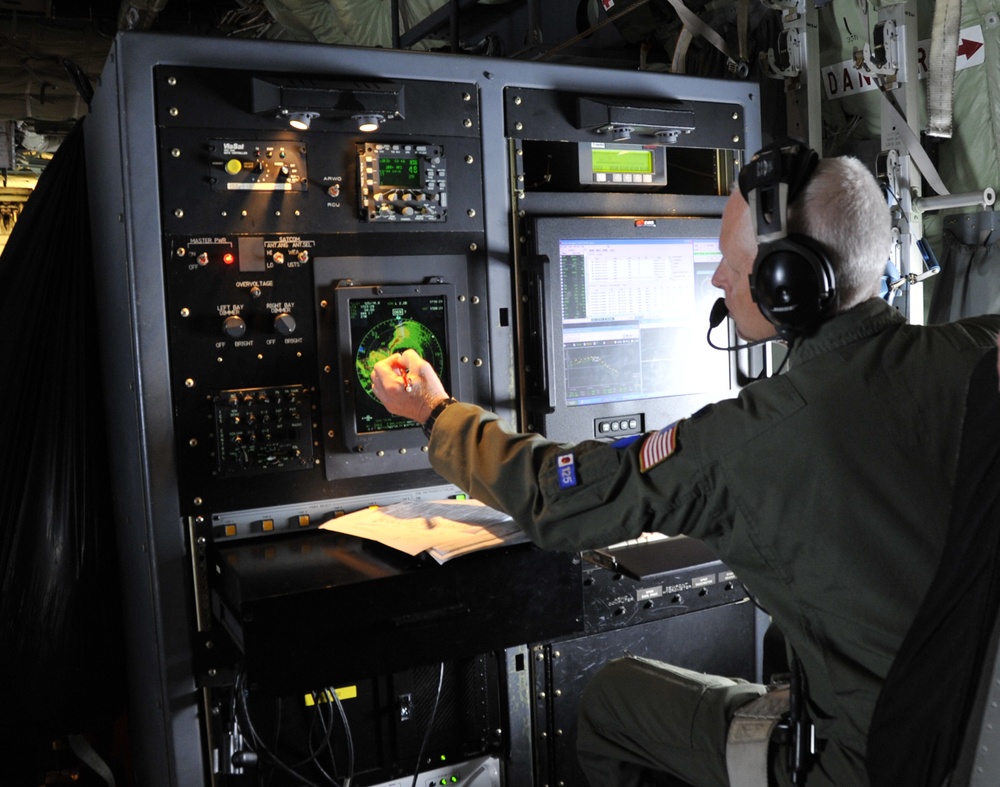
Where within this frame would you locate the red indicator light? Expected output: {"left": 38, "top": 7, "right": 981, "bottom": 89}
{"left": 223, "top": 253, "right": 236, "bottom": 265}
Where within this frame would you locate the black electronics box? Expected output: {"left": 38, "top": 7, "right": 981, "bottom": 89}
{"left": 582, "top": 535, "right": 748, "bottom": 633}
{"left": 210, "top": 530, "right": 584, "bottom": 695}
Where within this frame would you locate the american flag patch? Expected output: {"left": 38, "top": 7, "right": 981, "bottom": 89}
{"left": 640, "top": 422, "right": 680, "bottom": 472}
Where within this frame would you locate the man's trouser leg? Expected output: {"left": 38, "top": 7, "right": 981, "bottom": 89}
{"left": 577, "top": 656, "right": 766, "bottom": 787}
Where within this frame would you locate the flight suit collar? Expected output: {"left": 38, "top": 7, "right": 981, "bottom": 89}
{"left": 790, "top": 298, "right": 905, "bottom": 365}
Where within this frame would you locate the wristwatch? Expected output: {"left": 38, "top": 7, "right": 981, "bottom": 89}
{"left": 422, "top": 397, "right": 458, "bottom": 440}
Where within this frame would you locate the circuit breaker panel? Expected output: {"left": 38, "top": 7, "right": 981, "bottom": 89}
{"left": 85, "top": 33, "right": 761, "bottom": 787}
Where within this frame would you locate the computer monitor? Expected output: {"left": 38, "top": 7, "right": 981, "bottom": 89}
{"left": 334, "top": 282, "right": 458, "bottom": 452}
{"left": 525, "top": 216, "right": 733, "bottom": 442}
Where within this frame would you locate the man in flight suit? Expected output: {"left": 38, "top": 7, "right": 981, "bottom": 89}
{"left": 371, "top": 144, "right": 1000, "bottom": 786}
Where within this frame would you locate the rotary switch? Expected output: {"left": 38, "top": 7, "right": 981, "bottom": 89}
{"left": 223, "top": 315, "right": 247, "bottom": 338}
{"left": 273, "top": 313, "right": 296, "bottom": 336}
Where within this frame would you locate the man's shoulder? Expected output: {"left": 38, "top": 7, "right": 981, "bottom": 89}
{"left": 906, "top": 313, "right": 1000, "bottom": 349}
{"left": 956, "top": 312, "right": 1000, "bottom": 335}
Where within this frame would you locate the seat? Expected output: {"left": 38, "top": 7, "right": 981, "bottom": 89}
{"left": 950, "top": 609, "right": 1000, "bottom": 784}
{"left": 867, "top": 348, "right": 1000, "bottom": 787}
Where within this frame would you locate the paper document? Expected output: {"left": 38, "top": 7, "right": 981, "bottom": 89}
{"left": 319, "top": 499, "right": 530, "bottom": 564}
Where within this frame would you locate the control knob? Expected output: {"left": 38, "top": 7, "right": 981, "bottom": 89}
{"left": 274, "top": 313, "right": 297, "bottom": 336}
{"left": 223, "top": 315, "right": 247, "bottom": 338}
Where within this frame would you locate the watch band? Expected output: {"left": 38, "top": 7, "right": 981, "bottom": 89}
{"left": 422, "top": 397, "right": 457, "bottom": 440}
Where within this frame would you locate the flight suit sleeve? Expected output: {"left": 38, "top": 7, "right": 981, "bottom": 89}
{"left": 428, "top": 379, "right": 806, "bottom": 552}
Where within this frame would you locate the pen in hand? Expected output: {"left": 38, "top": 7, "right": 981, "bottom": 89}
{"left": 392, "top": 356, "right": 413, "bottom": 392}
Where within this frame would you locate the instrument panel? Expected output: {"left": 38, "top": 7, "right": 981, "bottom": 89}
{"left": 153, "top": 66, "right": 490, "bottom": 526}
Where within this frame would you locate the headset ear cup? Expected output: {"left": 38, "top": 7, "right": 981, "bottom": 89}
{"left": 750, "top": 235, "right": 837, "bottom": 340}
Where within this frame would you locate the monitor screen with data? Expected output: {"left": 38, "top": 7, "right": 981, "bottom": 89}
{"left": 528, "top": 216, "right": 733, "bottom": 442}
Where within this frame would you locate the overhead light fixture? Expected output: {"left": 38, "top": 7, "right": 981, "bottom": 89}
{"left": 288, "top": 111, "right": 319, "bottom": 130}
{"left": 251, "top": 78, "right": 405, "bottom": 131}
{"left": 354, "top": 114, "right": 384, "bottom": 133}
{"left": 576, "top": 97, "right": 696, "bottom": 141}
{"left": 610, "top": 126, "right": 633, "bottom": 142}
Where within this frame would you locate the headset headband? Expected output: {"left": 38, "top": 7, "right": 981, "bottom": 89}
{"left": 738, "top": 139, "right": 819, "bottom": 244}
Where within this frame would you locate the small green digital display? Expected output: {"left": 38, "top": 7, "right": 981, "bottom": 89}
{"left": 591, "top": 148, "right": 654, "bottom": 175}
{"left": 378, "top": 156, "right": 421, "bottom": 187}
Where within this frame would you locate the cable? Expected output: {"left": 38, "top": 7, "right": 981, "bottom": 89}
{"left": 308, "top": 691, "right": 340, "bottom": 786}
{"left": 234, "top": 670, "right": 321, "bottom": 787}
{"left": 706, "top": 297, "right": 778, "bottom": 352}
{"left": 233, "top": 672, "right": 355, "bottom": 787}
{"left": 330, "top": 688, "right": 355, "bottom": 787}
{"left": 706, "top": 323, "right": 777, "bottom": 352}
{"left": 313, "top": 687, "right": 355, "bottom": 787}
{"left": 410, "top": 662, "right": 446, "bottom": 787}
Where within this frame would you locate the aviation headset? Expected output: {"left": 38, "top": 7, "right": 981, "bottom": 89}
{"left": 738, "top": 139, "right": 838, "bottom": 341}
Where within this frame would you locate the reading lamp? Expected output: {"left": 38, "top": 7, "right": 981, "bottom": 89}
{"left": 288, "top": 111, "right": 319, "bottom": 130}
{"left": 354, "top": 114, "right": 383, "bottom": 133}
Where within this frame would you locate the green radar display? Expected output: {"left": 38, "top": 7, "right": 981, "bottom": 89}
{"left": 348, "top": 293, "right": 449, "bottom": 434}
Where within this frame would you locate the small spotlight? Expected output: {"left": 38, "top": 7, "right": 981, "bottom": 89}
{"left": 609, "top": 126, "right": 634, "bottom": 142}
{"left": 354, "top": 114, "right": 383, "bottom": 133}
{"left": 288, "top": 111, "right": 319, "bottom": 130}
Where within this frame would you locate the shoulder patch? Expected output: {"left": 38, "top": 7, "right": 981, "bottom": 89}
{"left": 556, "top": 453, "right": 578, "bottom": 489}
{"left": 640, "top": 421, "right": 680, "bottom": 472}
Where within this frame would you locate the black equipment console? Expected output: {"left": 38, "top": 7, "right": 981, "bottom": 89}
{"left": 84, "top": 33, "right": 761, "bottom": 787}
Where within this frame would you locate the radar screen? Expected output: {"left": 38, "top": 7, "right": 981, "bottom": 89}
{"left": 335, "top": 283, "right": 456, "bottom": 440}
